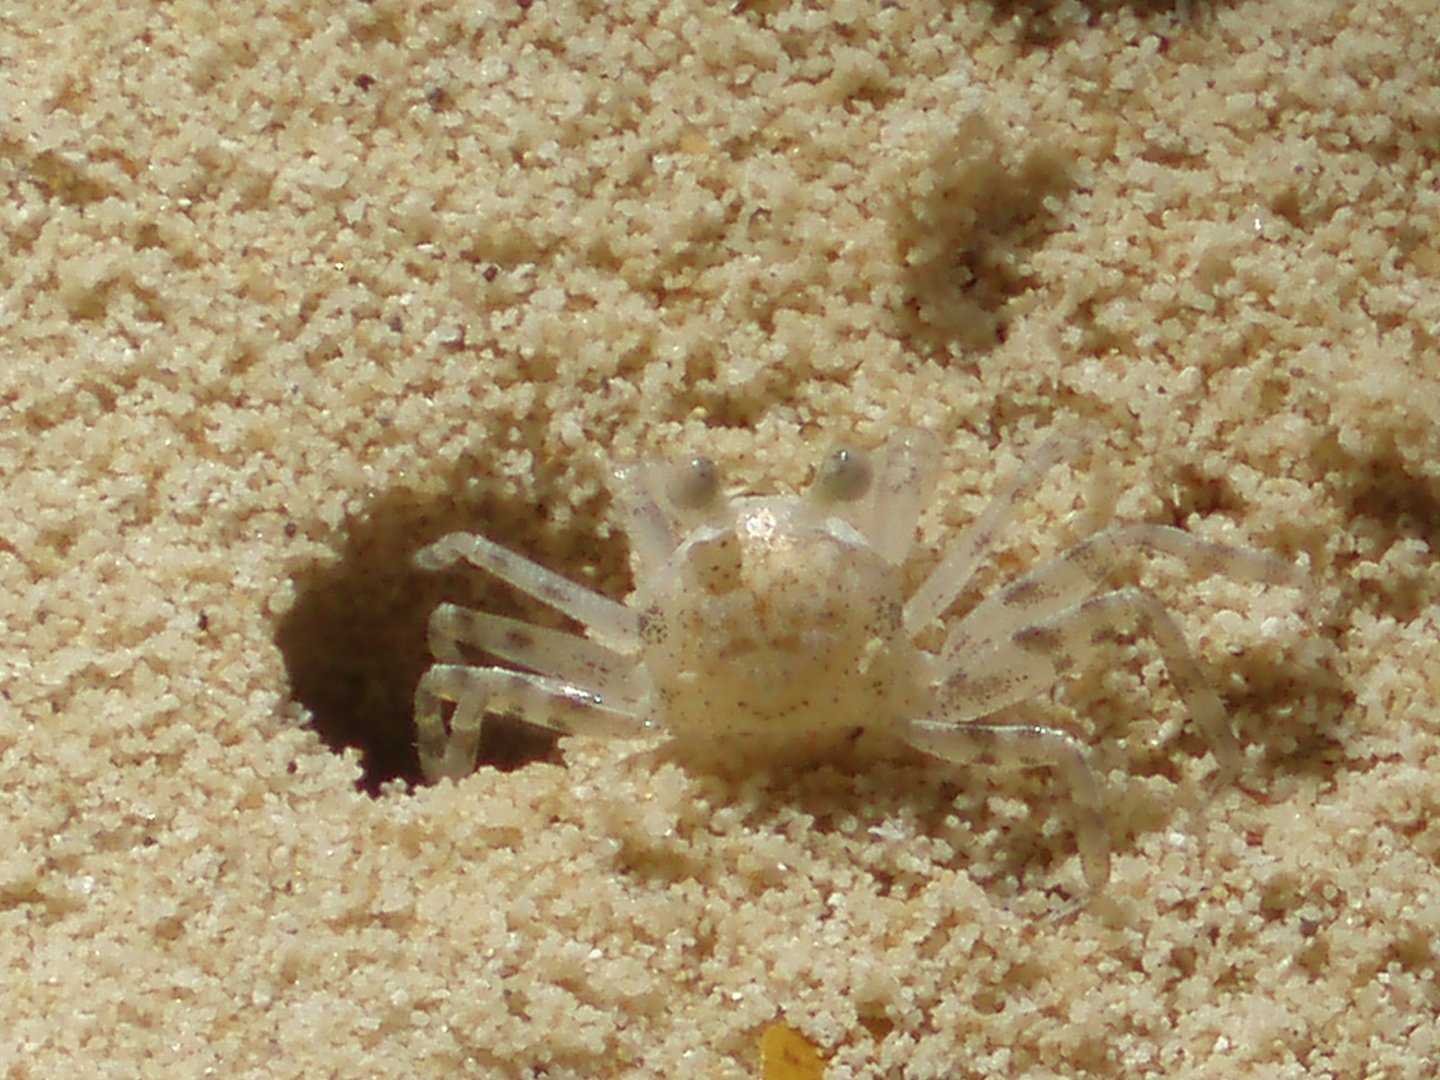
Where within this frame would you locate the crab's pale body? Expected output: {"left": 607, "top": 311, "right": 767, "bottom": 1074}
{"left": 635, "top": 493, "right": 930, "bottom": 760}
{"left": 414, "top": 430, "right": 1302, "bottom": 888}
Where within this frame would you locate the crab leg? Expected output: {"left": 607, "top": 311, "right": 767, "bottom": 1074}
{"left": 942, "top": 523, "right": 1303, "bottom": 660}
{"left": 416, "top": 532, "right": 642, "bottom": 652}
{"left": 904, "top": 432, "right": 1079, "bottom": 632}
{"left": 904, "top": 718, "right": 1110, "bottom": 890}
{"left": 938, "top": 586, "right": 1241, "bottom": 788}
{"left": 426, "top": 603, "right": 643, "bottom": 708}
{"left": 414, "top": 664, "right": 652, "bottom": 781}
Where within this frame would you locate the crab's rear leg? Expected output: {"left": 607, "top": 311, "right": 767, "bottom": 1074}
{"left": 910, "top": 586, "right": 1240, "bottom": 889}
{"left": 942, "top": 523, "right": 1303, "bottom": 659}
{"left": 415, "top": 665, "right": 652, "bottom": 781}
{"left": 904, "top": 431, "right": 1081, "bottom": 632}
{"left": 944, "top": 586, "right": 1240, "bottom": 783}
{"left": 906, "top": 719, "right": 1110, "bottom": 890}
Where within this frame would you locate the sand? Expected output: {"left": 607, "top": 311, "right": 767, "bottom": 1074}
{"left": 3, "top": 0, "right": 1438, "bottom": 1076}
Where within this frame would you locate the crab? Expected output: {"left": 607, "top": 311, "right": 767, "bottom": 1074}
{"left": 412, "top": 429, "right": 1302, "bottom": 888}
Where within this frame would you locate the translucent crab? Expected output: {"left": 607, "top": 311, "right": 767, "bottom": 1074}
{"left": 412, "top": 430, "right": 1301, "bottom": 888}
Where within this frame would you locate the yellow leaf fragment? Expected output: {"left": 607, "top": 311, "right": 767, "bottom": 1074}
{"left": 759, "top": 1021, "right": 826, "bottom": 1080}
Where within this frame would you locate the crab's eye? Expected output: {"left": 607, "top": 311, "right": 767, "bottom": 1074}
{"left": 812, "top": 446, "right": 872, "bottom": 503}
{"left": 666, "top": 455, "right": 721, "bottom": 511}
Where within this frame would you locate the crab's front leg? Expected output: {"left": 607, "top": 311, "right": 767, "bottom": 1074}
{"left": 413, "top": 528, "right": 657, "bottom": 780}
{"left": 415, "top": 663, "right": 652, "bottom": 781}
{"left": 416, "top": 532, "right": 642, "bottom": 652}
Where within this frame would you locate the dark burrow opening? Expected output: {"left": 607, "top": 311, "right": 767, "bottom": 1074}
{"left": 275, "top": 468, "right": 630, "bottom": 793}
